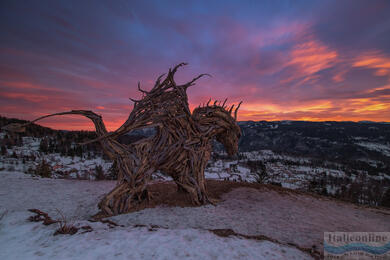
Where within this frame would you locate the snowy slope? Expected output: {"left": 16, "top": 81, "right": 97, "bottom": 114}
{"left": 1, "top": 171, "right": 389, "bottom": 259}
{"left": 0, "top": 171, "right": 311, "bottom": 260}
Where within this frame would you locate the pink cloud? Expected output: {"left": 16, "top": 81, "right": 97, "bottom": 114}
{"left": 353, "top": 51, "right": 390, "bottom": 78}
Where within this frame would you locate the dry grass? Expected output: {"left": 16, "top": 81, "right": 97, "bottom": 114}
{"left": 27, "top": 208, "right": 81, "bottom": 235}
{"left": 53, "top": 209, "right": 78, "bottom": 236}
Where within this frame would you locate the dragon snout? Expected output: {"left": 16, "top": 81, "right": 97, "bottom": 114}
{"left": 217, "top": 133, "right": 239, "bottom": 156}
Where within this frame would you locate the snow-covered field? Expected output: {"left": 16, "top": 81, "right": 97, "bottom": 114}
{"left": 1, "top": 171, "right": 389, "bottom": 259}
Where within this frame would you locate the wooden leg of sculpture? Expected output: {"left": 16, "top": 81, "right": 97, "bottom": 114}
{"left": 173, "top": 151, "right": 210, "bottom": 205}
{"left": 96, "top": 156, "right": 154, "bottom": 217}
{"left": 174, "top": 173, "right": 211, "bottom": 205}
{"left": 175, "top": 148, "right": 221, "bottom": 206}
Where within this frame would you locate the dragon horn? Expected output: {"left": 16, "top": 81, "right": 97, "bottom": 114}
{"left": 222, "top": 98, "right": 228, "bottom": 108}
{"left": 229, "top": 104, "right": 235, "bottom": 114}
{"left": 234, "top": 101, "right": 243, "bottom": 120}
{"left": 138, "top": 82, "right": 148, "bottom": 94}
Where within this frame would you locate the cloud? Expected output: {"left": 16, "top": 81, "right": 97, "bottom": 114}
{"left": 0, "top": 92, "right": 48, "bottom": 103}
{"left": 353, "top": 51, "right": 390, "bottom": 77}
{"left": 0, "top": 0, "right": 389, "bottom": 129}
{"left": 288, "top": 39, "right": 338, "bottom": 76}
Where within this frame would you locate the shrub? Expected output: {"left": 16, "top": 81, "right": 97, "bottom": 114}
{"left": 94, "top": 165, "right": 105, "bottom": 180}
{"left": 247, "top": 160, "right": 268, "bottom": 183}
{"left": 1, "top": 145, "right": 7, "bottom": 156}
{"left": 34, "top": 159, "right": 52, "bottom": 178}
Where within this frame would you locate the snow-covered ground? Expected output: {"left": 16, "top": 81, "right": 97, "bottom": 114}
{"left": 356, "top": 141, "right": 390, "bottom": 156}
{"left": 0, "top": 135, "right": 112, "bottom": 180}
{"left": 0, "top": 171, "right": 312, "bottom": 259}
{"left": 1, "top": 171, "right": 389, "bottom": 259}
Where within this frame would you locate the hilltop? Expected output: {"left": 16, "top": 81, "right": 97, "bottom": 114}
{"left": 1, "top": 115, "right": 389, "bottom": 207}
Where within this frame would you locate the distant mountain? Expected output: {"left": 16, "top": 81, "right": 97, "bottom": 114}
{"left": 237, "top": 120, "right": 390, "bottom": 156}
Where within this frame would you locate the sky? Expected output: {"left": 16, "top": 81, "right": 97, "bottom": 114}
{"left": 1, "top": 0, "right": 390, "bottom": 130}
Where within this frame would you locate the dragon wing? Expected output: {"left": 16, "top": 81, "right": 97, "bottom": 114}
{"left": 82, "top": 63, "right": 210, "bottom": 144}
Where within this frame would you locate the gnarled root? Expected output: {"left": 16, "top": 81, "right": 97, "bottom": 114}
{"left": 97, "top": 182, "right": 151, "bottom": 217}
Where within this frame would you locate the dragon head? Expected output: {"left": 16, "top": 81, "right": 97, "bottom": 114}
{"left": 192, "top": 100, "right": 242, "bottom": 156}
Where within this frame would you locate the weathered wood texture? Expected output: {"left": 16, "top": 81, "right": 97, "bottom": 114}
{"left": 4, "top": 63, "right": 242, "bottom": 217}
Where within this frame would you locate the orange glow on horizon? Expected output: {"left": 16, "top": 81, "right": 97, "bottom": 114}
{"left": 27, "top": 98, "right": 390, "bottom": 131}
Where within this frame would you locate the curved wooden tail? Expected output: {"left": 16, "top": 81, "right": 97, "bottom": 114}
{"left": 2, "top": 110, "right": 108, "bottom": 139}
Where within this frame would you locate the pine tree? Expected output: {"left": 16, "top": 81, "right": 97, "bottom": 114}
{"left": 75, "top": 146, "right": 83, "bottom": 158}
{"left": 1, "top": 145, "right": 7, "bottom": 156}
{"left": 381, "top": 189, "right": 390, "bottom": 208}
{"left": 39, "top": 139, "right": 48, "bottom": 153}
{"left": 95, "top": 165, "right": 105, "bottom": 180}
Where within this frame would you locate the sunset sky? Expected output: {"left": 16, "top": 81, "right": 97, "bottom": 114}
{"left": 1, "top": 0, "right": 390, "bottom": 130}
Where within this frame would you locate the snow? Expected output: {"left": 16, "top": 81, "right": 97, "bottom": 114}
{"left": 1, "top": 171, "right": 389, "bottom": 259}
{"left": 1, "top": 130, "right": 389, "bottom": 258}
{"left": 0, "top": 171, "right": 313, "bottom": 260}
{"left": 356, "top": 142, "right": 390, "bottom": 156}
{"left": 0, "top": 214, "right": 308, "bottom": 260}
{"left": 111, "top": 187, "right": 390, "bottom": 251}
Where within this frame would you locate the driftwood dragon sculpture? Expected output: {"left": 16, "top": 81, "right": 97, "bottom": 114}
{"left": 4, "top": 63, "right": 242, "bottom": 217}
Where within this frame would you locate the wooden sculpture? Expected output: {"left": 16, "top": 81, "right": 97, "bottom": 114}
{"left": 4, "top": 63, "right": 242, "bottom": 217}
